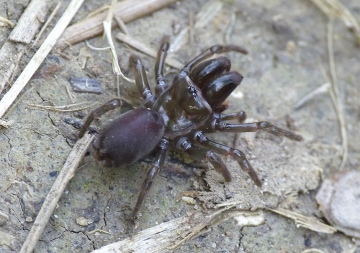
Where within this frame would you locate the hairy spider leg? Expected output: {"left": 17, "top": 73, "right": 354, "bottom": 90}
{"left": 181, "top": 44, "right": 248, "bottom": 75}
{"left": 129, "top": 55, "right": 155, "bottom": 107}
{"left": 176, "top": 137, "right": 231, "bottom": 182}
{"left": 192, "top": 130, "right": 262, "bottom": 187}
{"left": 154, "top": 42, "right": 170, "bottom": 95}
{"left": 131, "top": 139, "right": 169, "bottom": 220}
{"left": 78, "top": 98, "right": 122, "bottom": 138}
{"left": 212, "top": 119, "right": 303, "bottom": 141}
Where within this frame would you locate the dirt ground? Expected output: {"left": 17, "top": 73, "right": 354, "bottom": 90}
{"left": 0, "top": 0, "right": 360, "bottom": 252}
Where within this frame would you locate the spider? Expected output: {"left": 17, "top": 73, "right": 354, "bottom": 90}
{"left": 77, "top": 41, "right": 302, "bottom": 219}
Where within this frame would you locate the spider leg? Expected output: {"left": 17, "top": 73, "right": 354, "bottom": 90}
{"left": 218, "top": 111, "right": 247, "bottom": 122}
{"left": 182, "top": 45, "right": 247, "bottom": 74}
{"left": 176, "top": 137, "right": 231, "bottom": 182}
{"left": 154, "top": 41, "right": 170, "bottom": 95}
{"left": 131, "top": 139, "right": 169, "bottom": 220}
{"left": 201, "top": 111, "right": 247, "bottom": 132}
{"left": 192, "top": 130, "right": 262, "bottom": 187}
{"left": 78, "top": 98, "right": 122, "bottom": 138}
{"left": 129, "top": 55, "right": 155, "bottom": 107}
{"left": 206, "top": 151, "right": 232, "bottom": 182}
{"left": 213, "top": 119, "right": 303, "bottom": 141}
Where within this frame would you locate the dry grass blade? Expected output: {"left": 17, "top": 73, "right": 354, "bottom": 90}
{"left": 19, "top": 134, "right": 94, "bottom": 253}
{"left": 310, "top": 0, "right": 360, "bottom": 44}
{"left": 27, "top": 101, "right": 94, "bottom": 112}
{"left": 32, "top": 3, "right": 62, "bottom": 48}
{"left": 0, "top": 16, "right": 15, "bottom": 27}
{"left": 103, "top": 0, "right": 134, "bottom": 83}
{"left": 268, "top": 208, "right": 337, "bottom": 234}
{"left": 295, "top": 6, "right": 349, "bottom": 170}
{"left": 326, "top": 20, "right": 348, "bottom": 170}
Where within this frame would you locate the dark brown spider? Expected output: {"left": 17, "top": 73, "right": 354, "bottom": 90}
{"left": 78, "top": 41, "right": 302, "bottom": 219}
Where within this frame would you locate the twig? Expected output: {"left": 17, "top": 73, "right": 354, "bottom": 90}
{"left": 92, "top": 215, "right": 189, "bottom": 253}
{"left": 169, "top": 208, "right": 263, "bottom": 250}
{"left": 0, "top": 0, "right": 85, "bottom": 121}
{"left": 91, "top": 208, "right": 263, "bottom": 253}
{"left": 8, "top": 0, "right": 50, "bottom": 43}
{"left": 116, "top": 33, "right": 183, "bottom": 70}
{"left": 0, "top": 0, "right": 51, "bottom": 93}
{"left": 57, "top": 0, "right": 179, "bottom": 49}
{"left": 19, "top": 134, "right": 94, "bottom": 253}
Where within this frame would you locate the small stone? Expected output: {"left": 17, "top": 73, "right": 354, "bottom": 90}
{"left": 76, "top": 217, "right": 89, "bottom": 227}
{"left": 286, "top": 40, "right": 297, "bottom": 53}
{"left": 181, "top": 196, "right": 196, "bottom": 205}
{"left": 25, "top": 216, "right": 33, "bottom": 223}
{"left": 225, "top": 231, "right": 232, "bottom": 237}
{"left": 69, "top": 77, "right": 103, "bottom": 94}
{"left": 316, "top": 170, "right": 360, "bottom": 238}
{"left": 0, "top": 231, "right": 14, "bottom": 247}
{"left": 0, "top": 211, "right": 9, "bottom": 226}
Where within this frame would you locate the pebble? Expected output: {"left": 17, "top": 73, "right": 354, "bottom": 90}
{"left": 0, "top": 211, "right": 9, "bottom": 226}
{"left": 316, "top": 170, "right": 360, "bottom": 238}
{"left": 76, "top": 216, "right": 89, "bottom": 227}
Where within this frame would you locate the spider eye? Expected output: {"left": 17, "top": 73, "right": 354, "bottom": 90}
{"left": 187, "top": 85, "right": 197, "bottom": 97}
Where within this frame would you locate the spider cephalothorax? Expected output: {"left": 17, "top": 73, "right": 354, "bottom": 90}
{"left": 78, "top": 41, "right": 302, "bottom": 219}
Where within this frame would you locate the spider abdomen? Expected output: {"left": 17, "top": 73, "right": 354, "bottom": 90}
{"left": 92, "top": 108, "right": 165, "bottom": 167}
